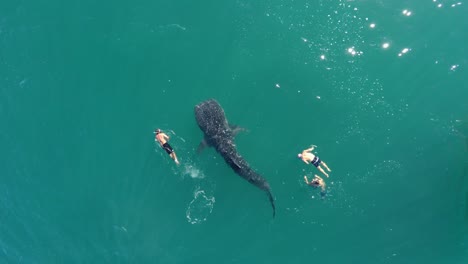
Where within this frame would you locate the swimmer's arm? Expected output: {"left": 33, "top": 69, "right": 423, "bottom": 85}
{"left": 163, "top": 134, "right": 170, "bottom": 140}
{"left": 303, "top": 159, "right": 309, "bottom": 164}
{"left": 305, "top": 146, "right": 315, "bottom": 152}
{"left": 304, "top": 176, "right": 309, "bottom": 184}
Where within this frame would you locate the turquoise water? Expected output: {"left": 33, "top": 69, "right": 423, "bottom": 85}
{"left": 1, "top": 0, "right": 467, "bottom": 263}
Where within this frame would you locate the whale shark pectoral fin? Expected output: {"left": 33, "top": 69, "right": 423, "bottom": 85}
{"left": 197, "top": 138, "right": 210, "bottom": 154}
{"left": 229, "top": 124, "right": 247, "bottom": 137}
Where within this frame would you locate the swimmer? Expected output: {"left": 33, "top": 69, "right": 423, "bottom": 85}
{"left": 304, "top": 175, "right": 326, "bottom": 197}
{"left": 298, "top": 145, "right": 331, "bottom": 177}
{"left": 304, "top": 175, "right": 326, "bottom": 190}
{"left": 154, "top": 129, "right": 179, "bottom": 165}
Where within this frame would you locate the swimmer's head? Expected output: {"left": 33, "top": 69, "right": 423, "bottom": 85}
{"left": 155, "top": 129, "right": 161, "bottom": 134}
{"left": 297, "top": 153, "right": 302, "bottom": 159}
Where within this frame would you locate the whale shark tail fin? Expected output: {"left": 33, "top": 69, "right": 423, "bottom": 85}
{"left": 266, "top": 190, "right": 276, "bottom": 218}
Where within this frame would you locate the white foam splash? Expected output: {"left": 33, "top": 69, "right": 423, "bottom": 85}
{"left": 347, "top": 46, "right": 363, "bottom": 56}
{"left": 402, "top": 9, "right": 412, "bottom": 16}
{"left": 184, "top": 165, "right": 205, "bottom": 179}
{"left": 450, "top": 64, "right": 459, "bottom": 71}
{"left": 398, "top": 47, "right": 411, "bottom": 57}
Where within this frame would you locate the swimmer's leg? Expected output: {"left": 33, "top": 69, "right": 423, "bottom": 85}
{"left": 318, "top": 166, "right": 329, "bottom": 178}
{"left": 321, "top": 161, "right": 331, "bottom": 172}
{"left": 171, "top": 152, "right": 180, "bottom": 165}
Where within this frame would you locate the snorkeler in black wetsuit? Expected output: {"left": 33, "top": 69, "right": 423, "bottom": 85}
{"left": 154, "top": 129, "right": 180, "bottom": 165}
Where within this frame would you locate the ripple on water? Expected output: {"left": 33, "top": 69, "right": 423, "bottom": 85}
{"left": 186, "top": 188, "right": 215, "bottom": 224}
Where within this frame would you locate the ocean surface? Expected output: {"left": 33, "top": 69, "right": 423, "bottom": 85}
{"left": 1, "top": 0, "right": 467, "bottom": 263}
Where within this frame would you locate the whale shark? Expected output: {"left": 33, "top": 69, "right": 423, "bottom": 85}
{"left": 194, "top": 99, "right": 275, "bottom": 217}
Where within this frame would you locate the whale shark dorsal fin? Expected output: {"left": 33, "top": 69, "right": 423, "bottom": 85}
{"left": 197, "top": 138, "right": 210, "bottom": 153}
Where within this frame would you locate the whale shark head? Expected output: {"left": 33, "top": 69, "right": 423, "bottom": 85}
{"left": 194, "top": 99, "right": 230, "bottom": 137}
